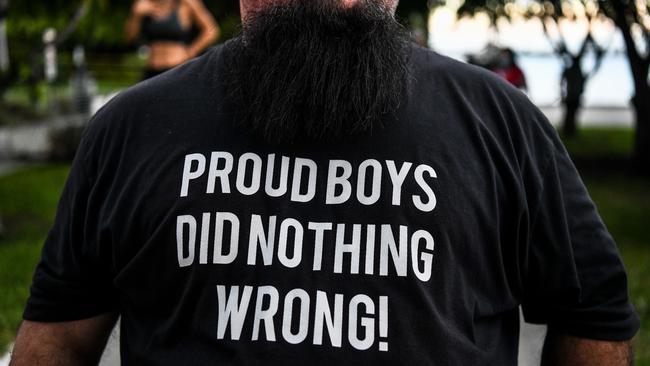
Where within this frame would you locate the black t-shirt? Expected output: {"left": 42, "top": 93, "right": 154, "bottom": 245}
{"left": 24, "top": 44, "right": 639, "bottom": 364}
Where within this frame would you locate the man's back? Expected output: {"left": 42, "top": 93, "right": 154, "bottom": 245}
{"left": 17, "top": 43, "right": 638, "bottom": 364}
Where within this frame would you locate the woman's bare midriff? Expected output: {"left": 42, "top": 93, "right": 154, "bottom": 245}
{"left": 147, "top": 42, "right": 190, "bottom": 70}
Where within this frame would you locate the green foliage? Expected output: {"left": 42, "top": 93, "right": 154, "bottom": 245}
{"left": 396, "top": 0, "right": 431, "bottom": 20}
{"left": 6, "top": 0, "right": 241, "bottom": 48}
{"left": 2, "top": 0, "right": 242, "bottom": 100}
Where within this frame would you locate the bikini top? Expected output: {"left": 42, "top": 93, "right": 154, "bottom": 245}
{"left": 141, "top": 8, "right": 192, "bottom": 44}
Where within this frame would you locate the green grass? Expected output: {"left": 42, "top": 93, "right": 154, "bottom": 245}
{"left": 0, "top": 128, "right": 648, "bottom": 362}
{"left": 584, "top": 175, "right": 650, "bottom": 362}
{"left": 561, "top": 127, "right": 650, "bottom": 361}
{"left": 0, "top": 165, "right": 70, "bottom": 351}
{"left": 561, "top": 127, "right": 635, "bottom": 159}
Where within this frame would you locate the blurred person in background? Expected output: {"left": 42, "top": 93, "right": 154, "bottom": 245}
{"left": 491, "top": 48, "right": 527, "bottom": 91}
{"left": 125, "top": 0, "right": 219, "bottom": 79}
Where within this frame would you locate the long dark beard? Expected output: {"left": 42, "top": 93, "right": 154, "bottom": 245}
{"left": 223, "top": 0, "right": 411, "bottom": 144}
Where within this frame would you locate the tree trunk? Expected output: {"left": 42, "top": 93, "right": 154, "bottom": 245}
{"left": 632, "top": 87, "right": 650, "bottom": 172}
{"left": 607, "top": 1, "right": 650, "bottom": 172}
{"left": 562, "top": 100, "right": 580, "bottom": 137}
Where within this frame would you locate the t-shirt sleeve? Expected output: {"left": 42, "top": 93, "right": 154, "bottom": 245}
{"left": 23, "top": 116, "right": 119, "bottom": 322}
{"left": 520, "top": 121, "right": 640, "bottom": 341}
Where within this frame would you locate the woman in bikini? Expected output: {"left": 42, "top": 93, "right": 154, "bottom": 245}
{"left": 125, "top": 0, "right": 220, "bottom": 79}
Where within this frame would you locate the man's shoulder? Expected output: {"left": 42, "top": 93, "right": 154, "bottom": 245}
{"left": 410, "top": 45, "right": 483, "bottom": 76}
{"left": 409, "top": 45, "right": 525, "bottom": 101}
{"left": 407, "top": 45, "right": 558, "bottom": 160}
{"left": 409, "top": 45, "right": 545, "bottom": 124}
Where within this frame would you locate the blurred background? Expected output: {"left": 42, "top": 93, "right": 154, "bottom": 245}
{"left": 0, "top": 0, "right": 648, "bottom": 365}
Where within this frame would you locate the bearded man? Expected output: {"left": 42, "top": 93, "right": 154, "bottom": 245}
{"left": 10, "top": 0, "right": 638, "bottom": 365}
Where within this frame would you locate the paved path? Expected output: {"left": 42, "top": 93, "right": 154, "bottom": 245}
{"left": 0, "top": 92, "right": 118, "bottom": 163}
{"left": 539, "top": 105, "right": 633, "bottom": 128}
{"left": 0, "top": 114, "right": 87, "bottom": 161}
